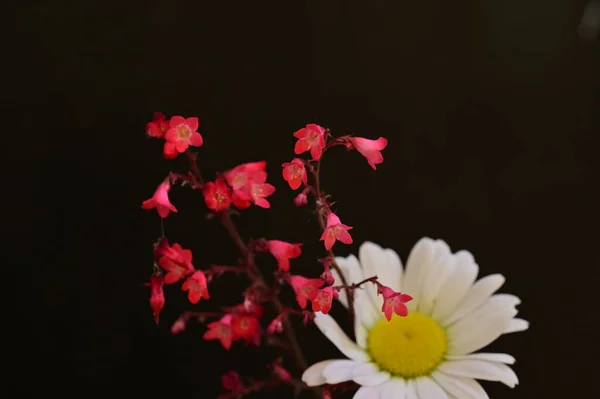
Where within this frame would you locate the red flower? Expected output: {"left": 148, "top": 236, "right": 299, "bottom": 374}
{"left": 294, "top": 190, "right": 308, "bottom": 206}
{"left": 204, "top": 314, "right": 234, "bottom": 349}
{"left": 163, "top": 116, "right": 203, "bottom": 158}
{"left": 267, "top": 240, "right": 302, "bottom": 271}
{"left": 141, "top": 180, "right": 177, "bottom": 218}
{"left": 221, "top": 371, "right": 244, "bottom": 393}
{"left": 249, "top": 182, "right": 276, "bottom": 208}
{"left": 155, "top": 241, "right": 194, "bottom": 284}
{"left": 379, "top": 285, "right": 413, "bottom": 321}
{"left": 281, "top": 158, "right": 307, "bottom": 190}
{"left": 224, "top": 161, "right": 267, "bottom": 191}
{"left": 203, "top": 178, "right": 232, "bottom": 211}
{"left": 146, "top": 112, "right": 169, "bottom": 138}
{"left": 267, "top": 315, "right": 284, "bottom": 334}
{"left": 289, "top": 275, "right": 324, "bottom": 309}
{"left": 293, "top": 124, "right": 326, "bottom": 160}
{"left": 348, "top": 136, "right": 388, "bottom": 170}
{"left": 312, "top": 286, "right": 338, "bottom": 314}
{"left": 231, "top": 314, "right": 261, "bottom": 346}
{"left": 182, "top": 270, "right": 210, "bottom": 304}
{"left": 223, "top": 161, "right": 276, "bottom": 209}
{"left": 145, "top": 275, "right": 165, "bottom": 324}
{"left": 320, "top": 212, "right": 353, "bottom": 250}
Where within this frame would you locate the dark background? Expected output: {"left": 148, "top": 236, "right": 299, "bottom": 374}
{"left": 6, "top": 0, "right": 599, "bottom": 398}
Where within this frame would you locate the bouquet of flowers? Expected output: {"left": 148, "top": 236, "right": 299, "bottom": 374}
{"left": 141, "top": 112, "right": 528, "bottom": 399}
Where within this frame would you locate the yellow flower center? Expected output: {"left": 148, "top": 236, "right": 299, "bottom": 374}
{"left": 367, "top": 312, "right": 447, "bottom": 378}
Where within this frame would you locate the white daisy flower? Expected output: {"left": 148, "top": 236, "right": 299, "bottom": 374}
{"left": 302, "top": 238, "right": 529, "bottom": 398}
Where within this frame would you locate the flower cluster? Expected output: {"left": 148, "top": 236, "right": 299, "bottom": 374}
{"left": 140, "top": 114, "right": 411, "bottom": 397}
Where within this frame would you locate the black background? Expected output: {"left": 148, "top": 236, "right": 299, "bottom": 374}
{"left": 7, "top": 0, "right": 599, "bottom": 398}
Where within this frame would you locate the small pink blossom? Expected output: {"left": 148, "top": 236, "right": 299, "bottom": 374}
{"left": 320, "top": 212, "right": 353, "bottom": 250}
{"left": 293, "top": 124, "right": 326, "bottom": 160}
{"left": 204, "top": 314, "right": 234, "bottom": 349}
{"left": 348, "top": 136, "right": 388, "bottom": 170}
{"left": 223, "top": 161, "right": 270, "bottom": 209}
{"left": 145, "top": 112, "right": 169, "bottom": 138}
{"left": 294, "top": 191, "right": 308, "bottom": 206}
{"left": 163, "top": 116, "right": 203, "bottom": 158}
{"left": 379, "top": 285, "right": 413, "bottom": 321}
{"left": 281, "top": 158, "right": 307, "bottom": 190}
{"left": 141, "top": 180, "right": 177, "bottom": 218}
{"left": 250, "top": 182, "right": 276, "bottom": 208}
{"left": 289, "top": 275, "right": 324, "bottom": 309}
{"left": 267, "top": 240, "right": 302, "bottom": 272}
{"left": 267, "top": 315, "right": 284, "bottom": 334}
{"left": 182, "top": 270, "right": 210, "bottom": 304}
{"left": 155, "top": 240, "right": 195, "bottom": 284}
{"left": 312, "top": 286, "right": 338, "bottom": 314}
{"left": 145, "top": 275, "right": 164, "bottom": 324}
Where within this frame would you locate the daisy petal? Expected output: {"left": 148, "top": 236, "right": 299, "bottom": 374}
{"left": 381, "top": 379, "right": 407, "bottom": 399}
{"left": 418, "top": 253, "right": 455, "bottom": 316}
{"left": 352, "top": 363, "right": 390, "bottom": 386}
{"left": 448, "top": 307, "right": 518, "bottom": 355}
{"left": 446, "top": 353, "right": 516, "bottom": 365}
{"left": 431, "top": 372, "right": 490, "bottom": 399}
{"left": 438, "top": 359, "right": 519, "bottom": 388}
{"left": 440, "top": 274, "right": 505, "bottom": 326}
{"left": 406, "top": 380, "right": 418, "bottom": 399}
{"left": 416, "top": 377, "right": 448, "bottom": 399}
{"left": 403, "top": 237, "right": 436, "bottom": 310}
{"left": 354, "top": 385, "right": 382, "bottom": 399}
{"left": 447, "top": 293, "right": 520, "bottom": 334}
{"left": 359, "top": 242, "right": 403, "bottom": 308}
{"left": 323, "top": 360, "right": 361, "bottom": 384}
{"left": 431, "top": 251, "right": 478, "bottom": 321}
{"left": 313, "top": 312, "right": 370, "bottom": 362}
{"left": 302, "top": 360, "right": 338, "bottom": 386}
{"left": 504, "top": 318, "right": 530, "bottom": 334}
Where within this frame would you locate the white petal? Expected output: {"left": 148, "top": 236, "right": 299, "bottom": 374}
{"left": 302, "top": 360, "right": 338, "bottom": 386}
{"left": 322, "top": 360, "right": 361, "bottom": 384}
{"left": 314, "top": 312, "right": 370, "bottom": 361}
{"left": 359, "top": 242, "right": 403, "bottom": 309}
{"left": 333, "top": 255, "right": 364, "bottom": 307}
{"left": 352, "top": 363, "right": 391, "bottom": 386}
{"left": 504, "top": 318, "right": 529, "bottom": 334}
{"left": 355, "top": 316, "right": 369, "bottom": 348}
{"left": 448, "top": 307, "right": 518, "bottom": 355}
{"left": 446, "top": 353, "right": 516, "bottom": 365}
{"left": 381, "top": 378, "right": 407, "bottom": 399}
{"left": 418, "top": 253, "right": 456, "bottom": 316}
{"left": 439, "top": 359, "right": 519, "bottom": 388}
{"left": 440, "top": 274, "right": 505, "bottom": 326}
{"left": 431, "top": 251, "right": 478, "bottom": 321}
{"left": 431, "top": 372, "right": 490, "bottom": 399}
{"left": 402, "top": 237, "right": 436, "bottom": 310}
{"left": 355, "top": 285, "right": 382, "bottom": 329}
{"left": 354, "top": 385, "right": 383, "bottom": 399}
{"left": 447, "top": 293, "right": 519, "bottom": 335}
{"left": 405, "top": 380, "right": 418, "bottom": 399}
{"left": 415, "top": 377, "right": 448, "bottom": 399}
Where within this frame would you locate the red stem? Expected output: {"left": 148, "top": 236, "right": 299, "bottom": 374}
{"left": 312, "top": 157, "right": 356, "bottom": 331}
{"left": 184, "top": 150, "right": 320, "bottom": 397}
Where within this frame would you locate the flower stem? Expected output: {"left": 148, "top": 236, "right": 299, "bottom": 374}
{"left": 312, "top": 158, "right": 356, "bottom": 331}
{"left": 219, "top": 210, "right": 321, "bottom": 398}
